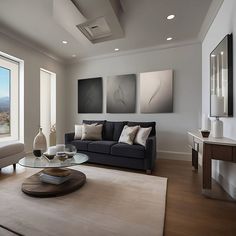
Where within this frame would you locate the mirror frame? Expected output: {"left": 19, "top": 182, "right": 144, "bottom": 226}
{"left": 210, "top": 33, "right": 233, "bottom": 117}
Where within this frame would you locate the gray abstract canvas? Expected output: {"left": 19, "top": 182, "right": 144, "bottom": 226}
{"left": 78, "top": 78, "right": 103, "bottom": 113}
{"left": 140, "top": 70, "right": 173, "bottom": 113}
{"left": 107, "top": 74, "right": 136, "bottom": 113}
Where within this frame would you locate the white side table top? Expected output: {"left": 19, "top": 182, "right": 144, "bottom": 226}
{"left": 188, "top": 130, "right": 236, "bottom": 146}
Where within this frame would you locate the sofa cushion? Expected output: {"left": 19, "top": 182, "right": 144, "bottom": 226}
{"left": 118, "top": 125, "right": 139, "bottom": 145}
{"left": 83, "top": 120, "right": 105, "bottom": 125}
{"left": 113, "top": 121, "right": 127, "bottom": 141}
{"left": 134, "top": 127, "right": 152, "bottom": 147}
{"left": 127, "top": 121, "right": 156, "bottom": 136}
{"left": 71, "top": 140, "right": 92, "bottom": 151}
{"left": 81, "top": 124, "right": 103, "bottom": 141}
{"left": 111, "top": 143, "right": 145, "bottom": 159}
{"left": 88, "top": 141, "right": 117, "bottom": 154}
{"left": 83, "top": 120, "right": 106, "bottom": 138}
{"left": 103, "top": 121, "right": 114, "bottom": 140}
{"left": 74, "top": 124, "right": 83, "bottom": 140}
{"left": 0, "top": 143, "right": 24, "bottom": 159}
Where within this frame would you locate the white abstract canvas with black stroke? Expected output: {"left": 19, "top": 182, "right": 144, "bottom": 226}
{"left": 107, "top": 74, "right": 136, "bottom": 113}
{"left": 140, "top": 70, "right": 173, "bottom": 113}
{"left": 78, "top": 78, "right": 103, "bottom": 113}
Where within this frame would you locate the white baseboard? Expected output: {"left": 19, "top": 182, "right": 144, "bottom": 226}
{"left": 157, "top": 151, "right": 191, "bottom": 161}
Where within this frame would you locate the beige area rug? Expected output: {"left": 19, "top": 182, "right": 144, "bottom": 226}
{"left": 0, "top": 165, "right": 167, "bottom": 236}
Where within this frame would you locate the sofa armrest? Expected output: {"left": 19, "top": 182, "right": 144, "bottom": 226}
{"left": 145, "top": 135, "right": 156, "bottom": 171}
{"left": 65, "top": 132, "right": 75, "bottom": 144}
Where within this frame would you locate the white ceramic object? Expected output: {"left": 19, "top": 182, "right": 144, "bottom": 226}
{"left": 211, "top": 95, "right": 224, "bottom": 116}
{"left": 56, "top": 144, "right": 65, "bottom": 152}
{"left": 201, "top": 113, "right": 211, "bottom": 131}
{"left": 47, "top": 146, "right": 57, "bottom": 155}
{"left": 33, "top": 128, "right": 47, "bottom": 151}
{"left": 212, "top": 118, "right": 223, "bottom": 138}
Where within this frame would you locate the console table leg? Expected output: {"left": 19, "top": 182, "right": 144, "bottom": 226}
{"left": 202, "top": 144, "right": 212, "bottom": 190}
{"left": 192, "top": 149, "right": 198, "bottom": 171}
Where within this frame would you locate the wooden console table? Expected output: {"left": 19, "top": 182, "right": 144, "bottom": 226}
{"left": 188, "top": 131, "right": 236, "bottom": 199}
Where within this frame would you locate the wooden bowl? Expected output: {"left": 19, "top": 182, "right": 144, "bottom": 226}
{"left": 201, "top": 130, "right": 210, "bottom": 138}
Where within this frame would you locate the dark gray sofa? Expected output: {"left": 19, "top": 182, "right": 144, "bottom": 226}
{"left": 65, "top": 120, "right": 156, "bottom": 174}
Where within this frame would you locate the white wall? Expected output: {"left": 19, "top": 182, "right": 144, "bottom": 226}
{"left": 202, "top": 0, "right": 236, "bottom": 198}
{"left": 66, "top": 43, "right": 202, "bottom": 158}
{"left": 0, "top": 32, "right": 66, "bottom": 152}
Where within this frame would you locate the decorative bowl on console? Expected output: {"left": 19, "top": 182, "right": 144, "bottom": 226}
{"left": 201, "top": 130, "right": 210, "bottom": 138}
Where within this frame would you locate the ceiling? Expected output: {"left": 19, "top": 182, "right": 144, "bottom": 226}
{"left": 0, "top": 0, "right": 214, "bottom": 63}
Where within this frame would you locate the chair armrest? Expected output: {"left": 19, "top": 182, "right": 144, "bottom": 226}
{"left": 65, "top": 132, "right": 75, "bottom": 144}
{"left": 145, "top": 136, "right": 156, "bottom": 171}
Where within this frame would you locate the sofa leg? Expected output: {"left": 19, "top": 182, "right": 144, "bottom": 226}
{"left": 13, "top": 163, "right": 16, "bottom": 170}
{"left": 146, "top": 169, "right": 152, "bottom": 175}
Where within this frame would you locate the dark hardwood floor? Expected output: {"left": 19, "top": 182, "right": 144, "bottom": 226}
{"left": 155, "top": 159, "right": 236, "bottom": 236}
{"left": 1, "top": 159, "right": 236, "bottom": 236}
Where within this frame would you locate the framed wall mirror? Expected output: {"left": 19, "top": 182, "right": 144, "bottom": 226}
{"left": 210, "top": 34, "right": 233, "bottom": 117}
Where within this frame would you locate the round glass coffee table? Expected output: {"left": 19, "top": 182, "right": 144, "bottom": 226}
{"left": 19, "top": 153, "right": 89, "bottom": 197}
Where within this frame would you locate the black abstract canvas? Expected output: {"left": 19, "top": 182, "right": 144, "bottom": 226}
{"left": 78, "top": 78, "right": 103, "bottom": 113}
{"left": 107, "top": 74, "right": 136, "bottom": 113}
{"left": 140, "top": 70, "right": 173, "bottom": 113}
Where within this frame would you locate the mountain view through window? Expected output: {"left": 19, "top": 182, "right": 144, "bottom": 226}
{"left": 0, "top": 66, "right": 10, "bottom": 136}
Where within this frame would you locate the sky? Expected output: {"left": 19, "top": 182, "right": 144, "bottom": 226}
{"left": 0, "top": 66, "right": 10, "bottom": 98}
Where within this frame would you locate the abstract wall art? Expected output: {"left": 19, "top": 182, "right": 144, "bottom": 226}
{"left": 140, "top": 70, "right": 173, "bottom": 113}
{"left": 107, "top": 74, "right": 136, "bottom": 113}
{"left": 77, "top": 77, "right": 103, "bottom": 113}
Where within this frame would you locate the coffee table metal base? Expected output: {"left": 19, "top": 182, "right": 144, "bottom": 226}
{"left": 22, "top": 168, "right": 86, "bottom": 198}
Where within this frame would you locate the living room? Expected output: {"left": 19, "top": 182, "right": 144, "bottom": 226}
{"left": 0, "top": 0, "right": 236, "bottom": 235}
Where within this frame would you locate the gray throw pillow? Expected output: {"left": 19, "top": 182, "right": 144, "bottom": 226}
{"left": 118, "top": 125, "right": 139, "bottom": 145}
{"left": 134, "top": 127, "right": 152, "bottom": 147}
{"left": 81, "top": 124, "right": 103, "bottom": 140}
{"left": 74, "top": 124, "right": 82, "bottom": 140}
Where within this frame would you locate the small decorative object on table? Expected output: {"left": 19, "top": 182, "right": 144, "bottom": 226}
{"left": 201, "top": 130, "right": 210, "bottom": 138}
{"left": 65, "top": 144, "right": 77, "bottom": 158}
{"left": 43, "top": 146, "right": 57, "bottom": 160}
{"left": 57, "top": 152, "right": 67, "bottom": 162}
{"left": 49, "top": 124, "right": 56, "bottom": 146}
{"left": 43, "top": 153, "right": 55, "bottom": 160}
{"left": 33, "top": 127, "right": 47, "bottom": 157}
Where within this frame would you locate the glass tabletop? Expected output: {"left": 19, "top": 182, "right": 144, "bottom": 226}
{"left": 18, "top": 153, "right": 89, "bottom": 168}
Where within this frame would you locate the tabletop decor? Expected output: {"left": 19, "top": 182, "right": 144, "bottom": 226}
{"left": 33, "top": 127, "right": 47, "bottom": 157}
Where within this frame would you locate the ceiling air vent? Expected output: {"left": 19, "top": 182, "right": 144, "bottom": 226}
{"left": 77, "top": 17, "right": 112, "bottom": 43}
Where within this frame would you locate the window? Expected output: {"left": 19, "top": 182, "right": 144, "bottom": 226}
{"left": 40, "top": 69, "right": 56, "bottom": 145}
{"left": 0, "top": 53, "right": 23, "bottom": 142}
{"left": 0, "top": 66, "right": 10, "bottom": 136}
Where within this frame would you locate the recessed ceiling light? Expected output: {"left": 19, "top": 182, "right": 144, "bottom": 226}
{"left": 62, "top": 40, "right": 68, "bottom": 44}
{"left": 220, "top": 51, "right": 224, "bottom": 55}
{"left": 72, "top": 54, "right": 77, "bottom": 58}
{"left": 167, "top": 14, "right": 175, "bottom": 20}
{"left": 167, "top": 37, "right": 173, "bottom": 41}
{"left": 114, "top": 48, "right": 119, "bottom": 51}
{"left": 211, "top": 54, "right": 216, "bottom": 57}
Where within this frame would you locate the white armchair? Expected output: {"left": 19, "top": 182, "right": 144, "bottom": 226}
{"left": 0, "top": 142, "right": 25, "bottom": 169}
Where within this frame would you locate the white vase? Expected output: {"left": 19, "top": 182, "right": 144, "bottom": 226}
{"left": 49, "top": 124, "right": 56, "bottom": 146}
{"left": 33, "top": 128, "right": 47, "bottom": 152}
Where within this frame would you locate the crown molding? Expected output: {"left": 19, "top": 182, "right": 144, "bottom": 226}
{"left": 68, "top": 38, "right": 201, "bottom": 65}
{"left": 0, "top": 24, "right": 64, "bottom": 64}
{"left": 198, "top": 0, "right": 224, "bottom": 42}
